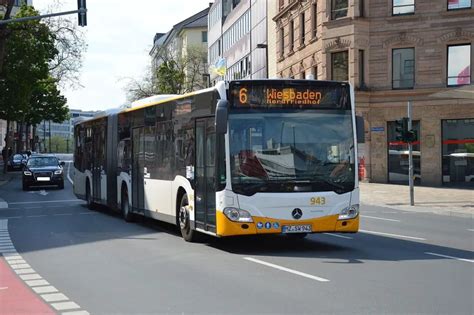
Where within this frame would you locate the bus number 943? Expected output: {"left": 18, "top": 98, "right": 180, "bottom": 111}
{"left": 310, "top": 197, "right": 326, "bottom": 206}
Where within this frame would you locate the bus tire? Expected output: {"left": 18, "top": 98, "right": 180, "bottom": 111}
{"left": 178, "top": 193, "right": 198, "bottom": 242}
{"left": 86, "top": 181, "right": 95, "bottom": 210}
{"left": 121, "top": 187, "right": 134, "bottom": 222}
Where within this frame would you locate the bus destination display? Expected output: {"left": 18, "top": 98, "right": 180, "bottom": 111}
{"left": 230, "top": 81, "right": 350, "bottom": 109}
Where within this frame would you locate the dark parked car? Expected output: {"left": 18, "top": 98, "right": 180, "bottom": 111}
{"left": 22, "top": 155, "right": 65, "bottom": 190}
{"left": 7, "top": 153, "right": 27, "bottom": 171}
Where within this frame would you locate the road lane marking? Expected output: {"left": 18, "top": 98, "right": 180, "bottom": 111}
{"left": 359, "top": 229, "right": 426, "bottom": 241}
{"left": 322, "top": 233, "right": 353, "bottom": 239}
{"left": 360, "top": 215, "right": 401, "bottom": 222}
{"left": 468, "top": 229, "right": 474, "bottom": 232}
{"left": 20, "top": 274, "right": 42, "bottom": 280}
{"left": 425, "top": 252, "right": 474, "bottom": 263}
{"left": 67, "top": 162, "right": 73, "bottom": 185}
{"left": 41, "top": 293, "right": 69, "bottom": 302}
{"left": 0, "top": 219, "right": 89, "bottom": 314}
{"left": 32, "top": 286, "right": 58, "bottom": 294}
{"left": 25, "top": 279, "right": 50, "bottom": 287}
{"left": 3, "top": 216, "right": 22, "bottom": 219}
{"left": 27, "top": 215, "right": 49, "bottom": 218}
{"left": 244, "top": 257, "right": 330, "bottom": 282}
{"left": 53, "top": 213, "right": 73, "bottom": 216}
{"left": 62, "top": 311, "right": 90, "bottom": 315}
{"left": 51, "top": 301, "right": 80, "bottom": 311}
{"left": 9, "top": 200, "right": 82, "bottom": 205}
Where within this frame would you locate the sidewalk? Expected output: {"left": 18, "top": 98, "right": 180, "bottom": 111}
{"left": 360, "top": 182, "right": 474, "bottom": 218}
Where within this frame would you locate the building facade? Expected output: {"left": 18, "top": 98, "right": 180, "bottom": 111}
{"left": 149, "top": 8, "right": 209, "bottom": 92}
{"left": 273, "top": 0, "right": 474, "bottom": 187}
{"left": 208, "top": 0, "right": 268, "bottom": 83}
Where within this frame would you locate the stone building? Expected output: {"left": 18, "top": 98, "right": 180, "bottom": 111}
{"left": 273, "top": 0, "right": 474, "bottom": 187}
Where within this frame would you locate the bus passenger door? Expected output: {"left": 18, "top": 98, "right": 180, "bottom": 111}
{"left": 92, "top": 125, "right": 102, "bottom": 202}
{"left": 195, "top": 118, "right": 216, "bottom": 232}
{"left": 132, "top": 127, "right": 145, "bottom": 213}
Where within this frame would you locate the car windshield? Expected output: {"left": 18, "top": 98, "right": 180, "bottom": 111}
{"left": 229, "top": 111, "right": 355, "bottom": 195}
{"left": 27, "top": 157, "right": 59, "bottom": 167}
{"left": 13, "top": 154, "right": 23, "bottom": 161}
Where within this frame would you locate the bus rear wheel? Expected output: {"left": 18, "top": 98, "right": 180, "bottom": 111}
{"left": 178, "top": 194, "right": 198, "bottom": 242}
{"left": 122, "top": 188, "right": 134, "bottom": 222}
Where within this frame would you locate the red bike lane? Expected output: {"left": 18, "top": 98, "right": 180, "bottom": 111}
{"left": 0, "top": 258, "right": 55, "bottom": 315}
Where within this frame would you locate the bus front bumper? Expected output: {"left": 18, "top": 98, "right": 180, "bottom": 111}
{"left": 216, "top": 212, "right": 359, "bottom": 237}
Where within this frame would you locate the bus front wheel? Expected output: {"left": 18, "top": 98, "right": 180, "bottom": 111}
{"left": 178, "top": 194, "right": 198, "bottom": 242}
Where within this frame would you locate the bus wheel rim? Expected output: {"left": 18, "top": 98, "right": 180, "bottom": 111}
{"left": 179, "top": 206, "right": 188, "bottom": 230}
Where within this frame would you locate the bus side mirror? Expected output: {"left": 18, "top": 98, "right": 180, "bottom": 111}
{"left": 356, "top": 116, "right": 365, "bottom": 143}
{"left": 216, "top": 100, "right": 229, "bottom": 134}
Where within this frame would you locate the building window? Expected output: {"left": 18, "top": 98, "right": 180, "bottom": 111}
{"left": 393, "top": 0, "right": 415, "bottom": 15}
{"left": 299, "top": 13, "right": 305, "bottom": 46}
{"left": 392, "top": 48, "right": 415, "bottom": 89}
{"left": 331, "top": 51, "right": 349, "bottom": 81}
{"left": 311, "top": 3, "right": 317, "bottom": 38}
{"left": 312, "top": 66, "right": 318, "bottom": 79}
{"left": 201, "top": 31, "right": 207, "bottom": 43}
{"left": 279, "top": 0, "right": 285, "bottom": 9}
{"left": 447, "top": 44, "right": 471, "bottom": 86}
{"left": 442, "top": 119, "right": 474, "bottom": 187}
{"left": 359, "top": 50, "right": 365, "bottom": 88}
{"left": 332, "top": 0, "right": 348, "bottom": 20}
{"left": 301, "top": 71, "right": 306, "bottom": 79}
{"left": 289, "top": 20, "right": 294, "bottom": 52}
{"left": 448, "top": 0, "right": 471, "bottom": 10}
{"left": 387, "top": 120, "right": 421, "bottom": 185}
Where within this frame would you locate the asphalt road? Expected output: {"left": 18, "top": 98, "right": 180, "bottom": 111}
{"left": 1, "top": 169, "right": 473, "bottom": 315}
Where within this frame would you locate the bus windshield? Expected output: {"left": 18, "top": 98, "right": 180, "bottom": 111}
{"left": 229, "top": 111, "right": 355, "bottom": 195}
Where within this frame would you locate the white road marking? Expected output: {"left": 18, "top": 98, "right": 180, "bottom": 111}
{"left": 67, "top": 162, "right": 73, "bottom": 185}
{"left": 39, "top": 190, "right": 49, "bottom": 196}
{"left": 20, "top": 274, "right": 42, "bottom": 280}
{"left": 32, "top": 286, "right": 59, "bottom": 294}
{"left": 359, "top": 229, "right": 426, "bottom": 241}
{"left": 0, "top": 287, "right": 8, "bottom": 290}
{"left": 9, "top": 263, "right": 31, "bottom": 269}
{"left": 244, "top": 257, "right": 330, "bottom": 282}
{"left": 15, "top": 268, "right": 36, "bottom": 275}
{"left": 322, "top": 233, "right": 353, "bottom": 239}
{"left": 9, "top": 200, "right": 82, "bottom": 205}
{"left": 0, "top": 219, "right": 89, "bottom": 314}
{"left": 62, "top": 311, "right": 90, "bottom": 315}
{"left": 468, "top": 229, "right": 474, "bottom": 232}
{"left": 425, "top": 252, "right": 474, "bottom": 263}
{"left": 25, "top": 279, "right": 50, "bottom": 287}
{"left": 360, "top": 215, "right": 401, "bottom": 222}
{"left": 27, "top": 215, "right": 49, "bottom": 218}
{"left": 51, "top": 301, "right": 81, "bottom": 311}
{"left": 41, "top": 293, "right": 69, "bottom": 302}
{"left": 4, "top": 216, "right": 22, "bottom": 219}
{"left": 53, "top": 213, "right": 73, "bottom": 216}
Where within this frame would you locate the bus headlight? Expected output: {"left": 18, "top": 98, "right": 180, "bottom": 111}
{"left": 223, "top": 207, "right": 253, "bottom": 223}
{"left": 338, "top": 204, "right": 359, "bottom": 220}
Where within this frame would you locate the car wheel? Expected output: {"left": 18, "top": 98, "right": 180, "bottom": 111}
{"left": 122, "top": 188, "right": 134, "bottom": 222}
{"left": 178, "top": 193, "right": 199, "bottom": 242}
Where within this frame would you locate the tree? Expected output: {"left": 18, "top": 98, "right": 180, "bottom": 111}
{"left": 0, "top": 5, "right": 57, "bottom": 159}
{"left": 0, "top": 0, "right": 15, "bottom": 76}
{"left": 125, "top": 45, "right": 208, "bottom": 101}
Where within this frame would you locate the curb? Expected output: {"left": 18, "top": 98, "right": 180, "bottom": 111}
{"left": 361, "top": 202, "right": 473, "bottom": 219}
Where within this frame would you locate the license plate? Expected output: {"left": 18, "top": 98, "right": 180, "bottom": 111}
{"left": 282, "top": 225, "right": 312, "bottom": 233}
{"left": 37, "top": 177, "right": 50, "bottom": 181}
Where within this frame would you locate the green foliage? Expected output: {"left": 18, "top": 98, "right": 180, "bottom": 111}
{"left": 156, "top": 60, "right": 185, "bottom": 94}
{"left": 28, "top": 77, "right": 68, "bottom": 125}
{"left": 0, "top": 6, "right": 58, "bottom": 122}
{"left": 45, "top": 135, "right": 71, "bottom": 153}
{"left": 465, "top": 143, "right": 474, "bottom": 153}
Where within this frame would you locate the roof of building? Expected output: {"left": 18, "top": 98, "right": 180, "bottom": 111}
{"left": 150, "top": 7, "right": 209, "bottom": 54}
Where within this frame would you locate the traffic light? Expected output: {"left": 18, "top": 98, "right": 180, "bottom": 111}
{"left": 405, "top": 129, "right": 418, "bottom": 143}
{"left": 77, "top": 0, "right": 87, "bottom": 27}
{"left": 395, "top": 117, "right": 409, "bottom": 142}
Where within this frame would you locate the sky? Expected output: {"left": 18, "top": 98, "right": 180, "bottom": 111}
{"left": 33, "top": 0, "right": 212, "bottom": 111}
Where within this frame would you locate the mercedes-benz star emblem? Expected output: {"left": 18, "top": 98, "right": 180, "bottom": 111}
{"left": 292, "top": 208, "right": 303, "bottom": 220}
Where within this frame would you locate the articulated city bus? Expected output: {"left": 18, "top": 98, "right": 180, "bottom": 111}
{"left": 73, "top": 80, "right": 364, "bottom": 241}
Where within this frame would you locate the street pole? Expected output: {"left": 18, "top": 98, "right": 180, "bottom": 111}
{"left": 48, "top": 120, "right": 51, "bottom": 153}
{"left": 408, "top": 101, "right": 414, "bottom": 206}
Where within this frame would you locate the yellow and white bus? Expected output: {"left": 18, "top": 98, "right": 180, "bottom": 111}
{"left": 73, "top": 79, "right": 364, "bottom": 241}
